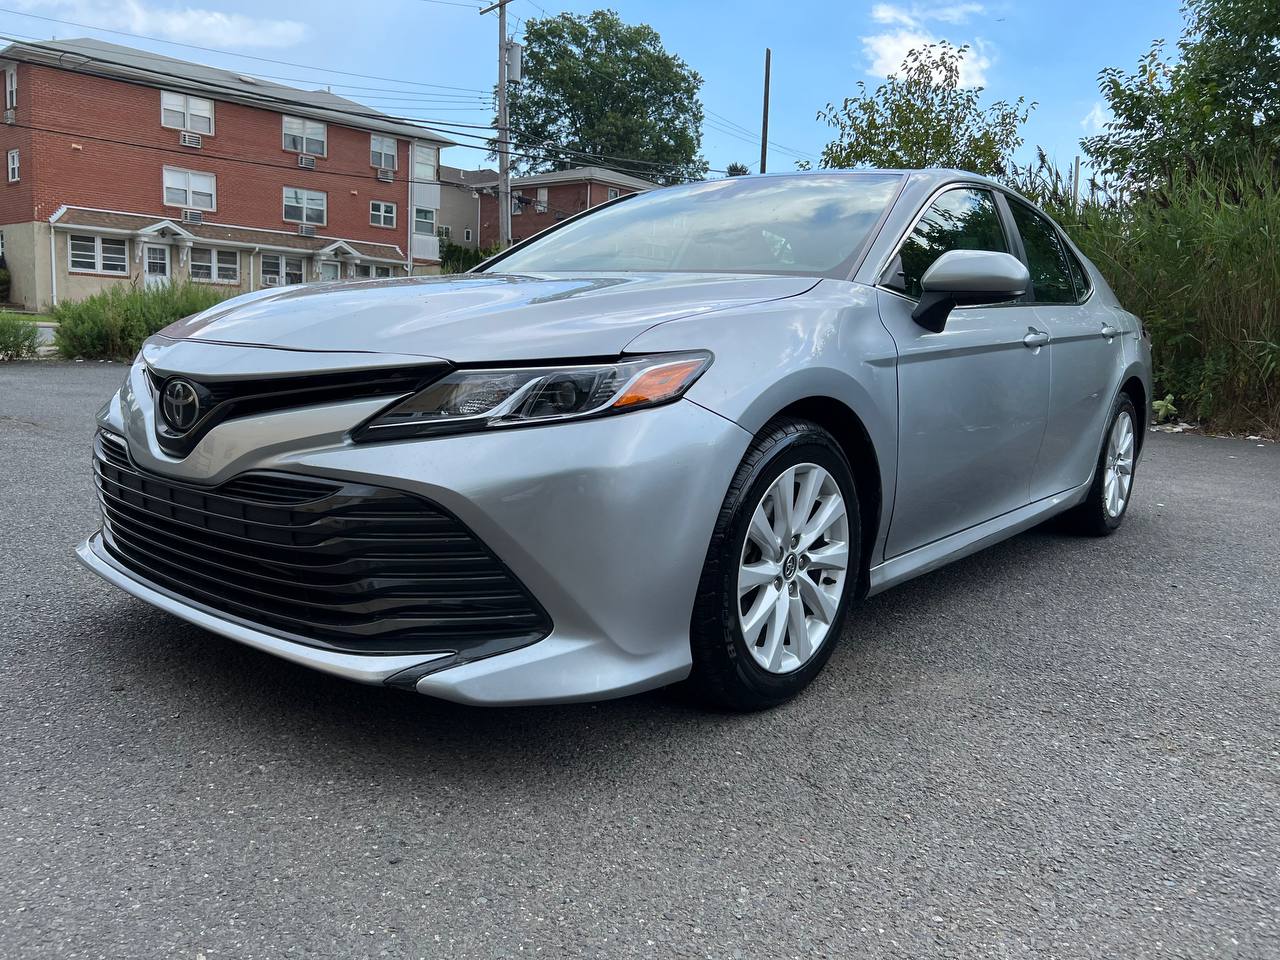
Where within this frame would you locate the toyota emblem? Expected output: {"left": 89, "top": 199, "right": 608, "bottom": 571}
{"left": 161, "top": 379, "right": 201, "bottom": 432}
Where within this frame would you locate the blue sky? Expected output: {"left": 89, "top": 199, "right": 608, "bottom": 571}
{"left": 4, "top": 0, "right": 1187, "bottom": 177}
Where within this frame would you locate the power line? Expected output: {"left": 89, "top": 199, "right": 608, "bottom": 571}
{"left": 0, "top": 7, "right": 492, "bottom": 93}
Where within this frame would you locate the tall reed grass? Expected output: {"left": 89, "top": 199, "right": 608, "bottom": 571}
{"left": 1012, "top": 153, "right": 1280, "bottom": 435}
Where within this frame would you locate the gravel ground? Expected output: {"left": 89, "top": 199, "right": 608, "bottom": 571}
{"left": 2, "top": 361, "right": 1277, "bottom": 959}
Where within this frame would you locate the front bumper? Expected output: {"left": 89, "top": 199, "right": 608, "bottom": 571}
{"left": 82, "top": 362, "right": 751, "bottom": 704}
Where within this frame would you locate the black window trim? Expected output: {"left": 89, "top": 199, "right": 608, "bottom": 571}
{"left": 874, "top": 181, "right": 1025, "bottom": 310}
{"left": 999, "top": 192, "right": 1094, "bottom": 307}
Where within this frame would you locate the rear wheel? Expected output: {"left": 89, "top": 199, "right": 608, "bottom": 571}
{"left": 1061, "top": 393, "right": 1139, "bottom": 536}
{"left": 688, "top": 418, "right": 860, "bottom": 710}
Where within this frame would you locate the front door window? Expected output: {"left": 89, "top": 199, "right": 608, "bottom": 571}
{"left": 319, "top": 260, "right": 340, "bottom": 281}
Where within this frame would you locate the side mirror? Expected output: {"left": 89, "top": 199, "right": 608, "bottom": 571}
{"left": 911, "top": 250, "right": 1030, "bottom": 333}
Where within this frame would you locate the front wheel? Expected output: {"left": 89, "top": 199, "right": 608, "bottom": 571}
{"left": 1061, "top": 393, "right": 1140, "bottom": 536}
{"left": 688, "top": 417, "right": 860, "bottom": 710}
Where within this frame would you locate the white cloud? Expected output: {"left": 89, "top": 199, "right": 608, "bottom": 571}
{"left": 20, "top": 0, "right": 307, "bottom": 50}
{"left": 870, "top": 2, "right": 985, "bottom": 28}
{"left": 861, "top": 28, "right": 991, "bottom": 87}
{"left": 871, "top": 3, "right": 918, "bottom": 27}
{"left": 1081, "top": 101, "right": 1110, "bottom": 133}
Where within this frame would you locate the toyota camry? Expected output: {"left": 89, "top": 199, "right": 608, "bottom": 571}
{"left": 77, "top": 170, "right": 1152, "bottom": 709}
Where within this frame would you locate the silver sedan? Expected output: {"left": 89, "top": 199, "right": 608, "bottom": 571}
{"left": 78, "top": 170, "right": 1152, "bottom": 709}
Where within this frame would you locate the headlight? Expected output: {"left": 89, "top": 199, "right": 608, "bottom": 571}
{"left": 353, "top": 351, "right": 712, "bottom": 441}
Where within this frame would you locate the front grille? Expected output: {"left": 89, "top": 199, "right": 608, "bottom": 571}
{"left": 93, "top": 431, "right": 551, "bottom": 655}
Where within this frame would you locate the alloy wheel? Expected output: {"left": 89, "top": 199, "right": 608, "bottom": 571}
{"left": 737, "top": 463, "right": 850, "bottom": 674}
{"left": 1104, "top": 411, "right": 1135, "bottom": 518}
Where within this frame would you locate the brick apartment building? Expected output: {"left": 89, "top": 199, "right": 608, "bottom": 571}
{"left": 0, "top": 37, "right": 455, "bottom": 311}
{"left": 476, "top": 166, "right": 656, "bottom": 247}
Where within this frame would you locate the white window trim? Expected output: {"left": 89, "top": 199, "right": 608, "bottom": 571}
{"left": 282, "top": 115, "right": 327, "bottom": 157}
{"left": 370, "top": 200, "right": 397, "bottom": 229}
{"left": 370, "top": 135, "right": 398, "bottom": 170}
{"left": 4, "top": 66, "right": 16, "bottom": 111}
{"left": 6, "top": 148, "right": 17, "bottom": 183}
{"left": 162, "top": 166, "right": 217, "bottom": 211}
{"left": 160, "top": 91, "right": 214, "bottom": 135}
{"left": 464, "top": 227, "right": 472, "bottom": 242}
{"left": 68, "top": 234, "right": 130, "bottom": 275}
{"left": 437, "top": 224, "right": 451, "bottom": 240}
{"left": 283, "top": 186, "right": 327, "bottom": 226}
{"left": 607, "top": 187, "right": 620, "bottom": 200}
{"left": 413, "top": 207, "right": 436, "bottom": 235}
{"left": 189, "top": 246, "right": 240, "bottom": 284}
{"left": 412, "top": 144, "right": 438, "bottom": 184}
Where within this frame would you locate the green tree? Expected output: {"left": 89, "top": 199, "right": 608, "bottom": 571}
{"left": 1083, "top": 0, "right": 1280, "bottom": 188}
{"left": 501, "top": 10, "right": 708, "bottom": 185}
{"left": 812, "top": 42, "right": 1033, "bottom": 177}
{"left": 724, "top": 162, "right": 750, "bottom": 177}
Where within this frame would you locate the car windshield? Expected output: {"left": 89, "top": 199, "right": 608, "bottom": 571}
{"left": 483, "top": 173, "right": 903, "bottom": 278}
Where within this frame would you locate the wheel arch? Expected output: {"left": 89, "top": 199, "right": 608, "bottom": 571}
{"left": 1120, "top": 374, "right": 1147, "bottom": 453}
{"left": 772, "top": 396, "right": 882, "bottom": 598}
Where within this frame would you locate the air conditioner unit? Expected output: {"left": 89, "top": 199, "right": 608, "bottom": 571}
{"left": 179, "top": 131, "right": 202, "bottom": 148}
{"left": 376, "top": 167, "right": 394, "bottom": 182}
{"left": 181, "top": 209, "right": 203, "bottom": 224}
{"left": 297, "top": 154, "right": 316, "bottom": 170}
{"left": 262, "top": 275, "right": 281, "bottom": 286}
{"left": 297, "top": 224, "right": 316, "bottom": 238}
{"left": 2, "top": 109, "right": 13, "bottom": 125}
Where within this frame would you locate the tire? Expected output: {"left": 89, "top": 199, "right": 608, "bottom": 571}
{"left": 688, "top": 417, "right": 861, "bottom": 710}
{"left": 1060, "top": 393, "right": 1140, "bottom": 536}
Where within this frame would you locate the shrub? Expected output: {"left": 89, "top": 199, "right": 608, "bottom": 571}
{"left": 439, "top": 239, "right": 502, "bottom": 274}
{"left": 53, "top": 283, "right": 231, "bottom": 361}
{"left": 0, "top": 312, "right": 38, "bottom": 360}
{"left": 1013, "top": 153, "right": 1280, "bottom": 435}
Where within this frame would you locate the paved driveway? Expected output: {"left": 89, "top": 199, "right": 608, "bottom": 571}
{"left": 2, "top": 362, "right": 1277, "bottom": 959}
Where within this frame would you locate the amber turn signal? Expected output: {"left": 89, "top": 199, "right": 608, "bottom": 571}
{"left": 611, "top": 358, "right": 708, "bottom": 409}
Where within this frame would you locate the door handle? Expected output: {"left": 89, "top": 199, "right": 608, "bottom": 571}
{"left": 1023, "top": 330, "right": 1051, "bottom": 349}
{"left": 1101, "top": 324, "right": 1120, "bottom": 339}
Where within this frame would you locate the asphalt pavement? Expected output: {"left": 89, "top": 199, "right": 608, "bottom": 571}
{"left": 2, "top": 361, "right": 1277, "bottom": 959}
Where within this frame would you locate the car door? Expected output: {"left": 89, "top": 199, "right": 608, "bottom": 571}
{"left": 876, "top": 186, "right": 1052, "bottom": 558}
{"left": 1004, "top": 199, "right": 1125, "bottom": 499}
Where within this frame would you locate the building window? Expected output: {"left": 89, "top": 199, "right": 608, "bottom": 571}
{"left": 370, "top": 200, "right": 396, "bottom": 228}
{"left": 607, "top": 187, "right": 620, "bottom": 200}
{"left": 282, "top": 116, "right": 326, "bottom": 156}
{"left": 370, "top": 136, "right": 397, "bottom": 170}
{"left": 0, "top": 230, "right": 4, "bottom": 257}
{"left": 283, "top": 187, "right": 326, "bottom": 225}
{"left": 511, "top": 191, "right": 523, "bottom": 215}
{"left": 4, "top": 66, "right": 15, "bottom": 111}
{"left": 161, "top": 91, "right": 213, "bottom": 134}
{"left": 413, "top": 144, "right": 438, "bottom": 184}
{"left": 262, "top": 254, "right": 304, "bottom": 286}
{"left": 68, "top": 234, "right": 128, "bottom": 274}
{"left": 413, "top": 207, "right": 436, "bottom": 235}
{"left": 190, "top": 247, "right": 238, "bottom": 283}
{"left": 464, "top": 227, "right": 472, "bottom": 242}
{"left": 350, "top": 264, "right": 394, "bottom": 279}
{"left": 437, "top": 225, "right": 451, "bottom": 240}
{"left": 536, "top": 187, "right": 548, "bottom": 213}
{"left": 6, "top": 149, "right": 17, "bottom": 183}
{"left": 163, "top": 167, "right": 216, "bottom": 210}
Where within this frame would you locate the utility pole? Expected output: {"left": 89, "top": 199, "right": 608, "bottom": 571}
{"left": 480, "top": 0, "right": 513, "bottom": 248}
{"left": 759, "top": 48, "right": 771, "bottom": 174}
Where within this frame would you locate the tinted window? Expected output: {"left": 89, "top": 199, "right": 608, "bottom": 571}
{"left": 1008, "top": 201, "right": 1075, "bottom": 304}
{"left": 885, "top": 188, "right": 1008, "bottom": 298}
{"left": 485, "top": 174, "right": 903, "bottom": 278}
{"left": 1064, "top": 243, "right": 1091, "bottom": 301}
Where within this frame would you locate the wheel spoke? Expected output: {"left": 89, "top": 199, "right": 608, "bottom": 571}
{"left": 748, "top": 503, "right": 781, "bottom": 561}
{"left": 787, "top": 593, "right": 810, "bottom": 662}
{"left": 759, "top": 591, "right": 788, "bottom": 671}
{"left": 792, "top": 467, "right": 821, "bottom": 534}
{"left": 806, "top": 542, "right": 848, "bottom": 571}
{"left": 771, "top": 468, "right": 797, "bottom": 542}
{"left": 739, "top": 560, "right": 780, "bottom": 594}
{"left": 740, "top": 587, "right": 775, "bottom": 646}
{"left": 798, "top": 496, "right": 846, "bottom": 552}
{"left": 797, "top": 575, "right": 838, "bottom": 624}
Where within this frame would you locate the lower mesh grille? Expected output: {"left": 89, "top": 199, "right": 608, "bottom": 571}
{"left": 93, "top": 431, "right": 551, "bottom": 654}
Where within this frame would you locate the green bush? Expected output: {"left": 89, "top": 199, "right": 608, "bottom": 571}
{"left": 1014, "top": 154, "right": 1280, "bottom": 435}
{"left": 0, "top": 312, "right": 38, "bottom": 360}
{"left": 53, "top": 283, "right": 231, "bottom": 361}
{"left": 439, "top": 239, "right": 502, "bottom": 274}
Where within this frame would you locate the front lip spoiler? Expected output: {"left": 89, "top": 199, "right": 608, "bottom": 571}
{"left": 75, "top": 533, "right": 452, "bottom": 686}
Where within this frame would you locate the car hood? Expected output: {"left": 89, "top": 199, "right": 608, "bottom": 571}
{"left": 160, "top": 272, "right": 820, "bottom": 363}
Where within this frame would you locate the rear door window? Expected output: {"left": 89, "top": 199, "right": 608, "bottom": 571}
{"left": 883, "top": 187, "right": 1009, "bottom": 298}
{"left": 1007, "top": 201, "right": 1076, "bottom": 304}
